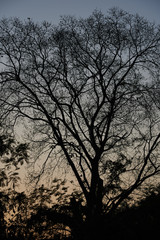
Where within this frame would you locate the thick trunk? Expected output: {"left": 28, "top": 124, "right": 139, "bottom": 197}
{"left": 84, "top": 177, "right": 104, "bottom": 239}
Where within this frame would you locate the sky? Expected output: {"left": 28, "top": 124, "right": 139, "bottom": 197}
{"left": 0, "top": 0, "right": 160, "bottom": 191}
{"left": 0, "top": 0, "right": 160, "bottom": 25}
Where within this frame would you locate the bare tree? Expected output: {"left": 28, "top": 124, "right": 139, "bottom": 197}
{"left": 0, "top": 8, "right": 160, "bottom": 238}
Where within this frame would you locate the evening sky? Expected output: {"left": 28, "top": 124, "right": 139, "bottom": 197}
{"left": 0, "top": 0, "right": 160, "bottom": 24}
{"left": 0, "top": 0, "right": 159, "bottom": 190}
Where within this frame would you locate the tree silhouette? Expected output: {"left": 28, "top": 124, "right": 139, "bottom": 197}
{"left": 27, "top": 183, "right": 85, "bottom": 240}
{"left": 106, "top": 185, "right": 160, "bottom": 239}
{"left": 0, "top": 8, "right": 160, "bottom": 238}
{"left": 0, "top": 134, "right": 29, "bottom": 189}
{"left": 0, "top": 192, "right": 8, "bottom": 240}
{"left": 0, "top": 133, "right": 29, "bottom": 239}
{"left": 6, "top": 181, "right": 74, "bottom": 239}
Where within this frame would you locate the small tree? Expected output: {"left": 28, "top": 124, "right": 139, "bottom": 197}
{"left": 0, "top": 8, "right": 160, "bottom": 238}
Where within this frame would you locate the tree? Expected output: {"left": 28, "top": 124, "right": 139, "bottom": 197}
{"left": 6, "top": 180, "right": 73, "bottom": 240}
{"left": 107, "top": 185, "right": 160, "bottom": 239}
{"left": 0, "top": 8, "right": 160, "bottom": 238}
{"left": 27, "top": 181, "right": 84, "bottom": 240}
{"left": 0, "top": 134, "right": 29, "bottom": 239}
{"left": 0, "top": 134, "right": 29, "bottom": 189}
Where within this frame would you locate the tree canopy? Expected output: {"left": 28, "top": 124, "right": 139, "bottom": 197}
{"left": 0, "top": 8, "right": 160, "bottom": 239}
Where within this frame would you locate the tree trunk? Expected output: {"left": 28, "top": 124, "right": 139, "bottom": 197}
{"left": 84, "top": 176, "right": 104, "bottom": 239}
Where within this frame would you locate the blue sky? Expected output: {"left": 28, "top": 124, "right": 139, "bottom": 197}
{"left": 0, "top": 0, "right": 160, "bottom": 24}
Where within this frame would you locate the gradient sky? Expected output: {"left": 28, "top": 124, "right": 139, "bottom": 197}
{"left": 0, "top": 0, "right": 160, "bottom": 24}
{"left": 0, "top": 0, "right": 160, "bottom": 190}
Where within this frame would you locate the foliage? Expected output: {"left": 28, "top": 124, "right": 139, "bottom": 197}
{"left": 3, "top": 180, "right": 80, "bottom": 239}
{"left": 0, "top": 134, "right": 29, "bottom": 189}
{"left": 0, "top": 182, "right": 160, "bottom": 240}
{"left": 0, "top": 133, "right": 29, "bottom": 239}
{"left": 106, "top": 185, "right": 160, "bottom": 239}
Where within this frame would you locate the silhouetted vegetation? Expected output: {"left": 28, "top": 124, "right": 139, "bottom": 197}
{"left": 105, "top": 187, "right": 160, "bottom": 239}
{"left": 0, "top": 134, "right": 160, "bottom": 239}
{"left": 1, "top": 181, "right": 160, "bottom": 239}
{"left": 0, "top": 7, "right": 160, "bottom": 239}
